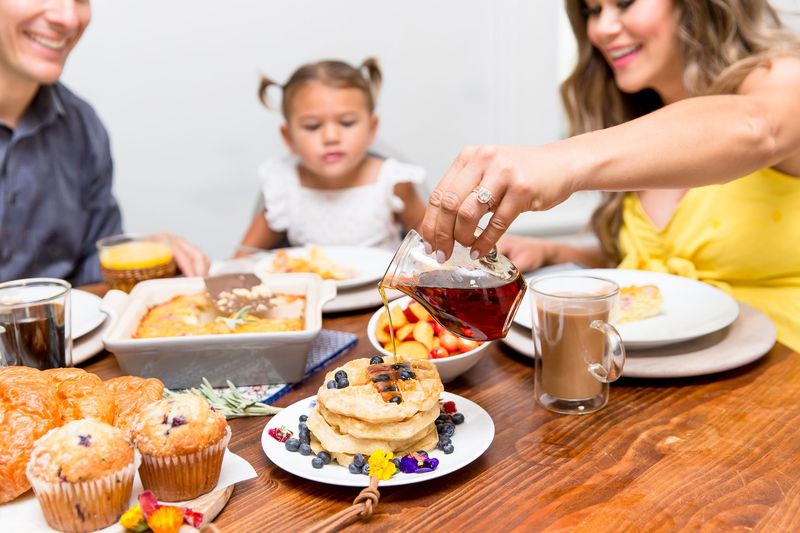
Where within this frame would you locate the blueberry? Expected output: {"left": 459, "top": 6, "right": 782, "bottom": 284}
{"left": 370, "top": 356, "right": 384, "bottom": 364}
{"left": 388, "top": 396, "right": 402, "bottom": 404}
{"left": 361, "top": 464, "right": 370, "bottom": 475}
{"left": 440, "top": 424, "right": 455, "bottom": 438}
{"left": 284, "top": 438, "right": 300, "bottom": 452}
{"left": 298, "top": 422, "right": 308, "bottom": 432}
{"left": 436, "top": 414, "right": 450, "bottom": 424}
{"left": 334, "top": 370, "right": 348, "bottom": 381}
{"left": 437, "top": 437, "right": 451, "bottom": 450}
{"left": 399, "top": 369, "right": 415, "bottom": 380}
{"left": 353, "top": 453, "right": 365, "bottom": 468}
{"left": 326, "top": 380, "right": 337, "bottom": 389}
{"left": 348, "top": 463, "right": 362, "bottom": 475}
{"left": 299, "top": 432, "right": 310, "bottom": 446}
{"left": 442, "top": 443, "right": 455, "bottom": 454}
{"left": 371, "top": 374, "right": 390, "bottom": 382}
{"left": 337, "top": 378, "right": 350, "bottom": 389}
{"left": 317, "top": 451, "right": 331, "bottom": 465}
{"left": 451, "top": 412, "right": 465, "bottom": 425}
{"left": 391, "top": 457, "right": 401, "bottom": 468}
{"left": 299, "top": 414, "right": 308, "bottom": 423}
{"left": 416, "top": 450, "right": 429, "bottom": 457}
{"left": 311, "top": 457, "right": 324, "bottom": 469}
{"left": 382, "top": 386, "right": 398, "bottom": 392}
{"left": 298, "top": 443, "right": 312, "bottom": 456}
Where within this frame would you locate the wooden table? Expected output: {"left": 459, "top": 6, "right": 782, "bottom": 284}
{"left": 80, "top": 285, "right": 800, "bottom": 532}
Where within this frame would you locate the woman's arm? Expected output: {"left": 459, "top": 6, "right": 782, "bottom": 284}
{"left": 421, "top": 56, "right": 800, "bottom": 260}
{"left": 236, "top": 210, "right": 283, "bottom": 258}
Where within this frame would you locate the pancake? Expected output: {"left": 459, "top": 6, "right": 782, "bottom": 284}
{"left": 311, "top": 425, "right": 439, "bottom": 467}
{"left": 307, "top": 407, "right": 433, "bottom": 455}
{"left": 317, "top": 358, "right": 443, "bottom": 424}
{"left": 43, "top": 368, "right": 115, "bottom": 425}
{"left": 0, "top": 366, "right": 60, "bottom": 503}
{"left": 318, "top": 402, "right": 439, "bottom": 441}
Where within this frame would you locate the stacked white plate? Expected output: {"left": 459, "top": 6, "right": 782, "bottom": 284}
{"left": 502, "top": 268, "right": 776, "bottom": 378}
{"left": 70, "top": 289, "right": 110, "bottom": 364}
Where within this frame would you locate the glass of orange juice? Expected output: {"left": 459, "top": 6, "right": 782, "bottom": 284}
{"left": 97, "top": 234, "right": 177, "bottom": 292}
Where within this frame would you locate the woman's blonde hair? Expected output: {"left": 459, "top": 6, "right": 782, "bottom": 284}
{"left": 561, "top": 0, "right": 800, "bottom": 264}
{"left": 258, "top": 58, "right": 382, "bottom": 120}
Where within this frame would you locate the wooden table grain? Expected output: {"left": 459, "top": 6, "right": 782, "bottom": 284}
{"left": 80, "top": 284, "right": 800, "bottom": 532}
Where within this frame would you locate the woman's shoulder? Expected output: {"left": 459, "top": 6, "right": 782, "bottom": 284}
{"left": 738, "top": 54, "right": 800, "bottom": 94}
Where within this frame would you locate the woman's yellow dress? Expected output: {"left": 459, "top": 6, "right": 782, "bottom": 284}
{"left": 618, "top": 167, "right": 800, "bottom": 353}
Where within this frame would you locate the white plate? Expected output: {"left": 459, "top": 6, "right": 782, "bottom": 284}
{"left": 255, "top": 246, "right": 394, "bottom": 290}
{"left": 72, "top": 316, "right": 109, "bottom": 365}
{"left": 71, "top": 289, "right": 106, "bottom": 339}
{"left": 262, "top": 391, "right": 494, "bottom": 487}
{"left": 323, "top": 286, "right": 402, "bottom": 314}
{"left": 501, "top": 302, "right": 775, "bottom": 378}
{"left": 513, "top": 269, "right": 740, "bottom": 349}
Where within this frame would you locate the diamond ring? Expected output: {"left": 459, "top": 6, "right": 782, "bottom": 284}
{"left": 472, "top": 186, "right": 495, "bottom": 209}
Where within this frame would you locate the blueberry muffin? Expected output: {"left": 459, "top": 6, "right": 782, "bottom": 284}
{"left": 26, "top": 419, "right": 135, "bottom": 532}
{"left": 129, "top": 393, "right": 229, "bottom": 501}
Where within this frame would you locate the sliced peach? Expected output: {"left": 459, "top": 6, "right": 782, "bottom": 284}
{"left": 457, "top": 338, "right": 480, "bottom": 353}
{"left": 396, "top": 323, "right": 415, "bottom": 342}
{"left": 407, "top": 301, "right": 431, "bottom": 322}
{"left": 396, "top": 340, "right": 429, "bottom": 360}
{"left": 376, "top": 312, "right": 391, "bottom": 344}
{"left": 412, "top": 321, "right": 434, "bottom": 351}
{"left": 402, "top": 304, "right": 419, "bottom": 324}
{"left": 384, "top": 341, "right": 397, "bottom": 353}
{"left": 439, "top": 333, "right": 459, "bottom": 354}
{"left": 389, "top": 304, "right": 407, "bottom": 330}
{"left": 432, "top": 337, "right": 441, "bottom": 349}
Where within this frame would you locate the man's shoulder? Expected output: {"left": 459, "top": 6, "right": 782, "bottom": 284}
{"left": 50, "top": 83, "right": 107, "bottom": 134}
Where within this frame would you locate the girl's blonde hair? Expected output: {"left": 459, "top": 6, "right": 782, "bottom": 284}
{"left": 561, "top": 0, "right": 800, "bottom": 264}
{"left": 258, "top": 58, "right": 382, "bottom": 119}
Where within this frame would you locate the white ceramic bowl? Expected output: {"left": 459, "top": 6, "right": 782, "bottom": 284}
{"left": 102, "top": 274, "right": 336, "bottom": 388}
{"left": 366, "top": 296, "right": 492, "bottom": 383}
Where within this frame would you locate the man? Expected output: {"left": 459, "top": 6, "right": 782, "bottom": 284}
{"left": 0, "top": 0, "right": 208, "bottom": 285}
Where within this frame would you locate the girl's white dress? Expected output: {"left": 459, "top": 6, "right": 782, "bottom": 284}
{"left": 259, "top": 156, "right": 426, "bottom": 250}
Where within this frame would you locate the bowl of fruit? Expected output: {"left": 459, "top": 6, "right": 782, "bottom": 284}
{"left": 366, "top": 296, "right": 492, "bottom": 382}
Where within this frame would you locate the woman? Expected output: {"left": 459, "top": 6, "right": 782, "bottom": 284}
{"left": 420, "top": 0, "right": 800, "bottom": 351}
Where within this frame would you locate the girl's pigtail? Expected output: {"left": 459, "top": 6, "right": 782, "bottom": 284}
{"left": 258, "top": 74, "right": 281, "bottom": 109}
{"left": 360, "top": 57, "right": 383, "bottom": 103}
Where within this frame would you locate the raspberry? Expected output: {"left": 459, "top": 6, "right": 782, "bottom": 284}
{"left": 442, "top": 401, "right": 457, "bottom": 414}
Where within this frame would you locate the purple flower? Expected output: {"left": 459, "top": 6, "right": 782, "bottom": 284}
{"left": 399, "top": 454, "right": 439, "bottom": 474}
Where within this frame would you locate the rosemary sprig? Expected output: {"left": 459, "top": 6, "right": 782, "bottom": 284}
{"left": 215, "top": 305, "right": 256, "bottom": 330}
{"left": 168, "top": 378, "right": 282, "bottom": 419}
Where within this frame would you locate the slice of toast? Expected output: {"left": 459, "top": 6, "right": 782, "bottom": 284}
{"left": 617, "top": 284, "right": 663, "bottom": 323}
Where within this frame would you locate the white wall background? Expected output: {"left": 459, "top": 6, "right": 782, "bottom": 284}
{"left": 62, "top": 0, "right": 564, "bottom": 259}
{"left": 61, "top": 1, "right": 800, "bottom": 259}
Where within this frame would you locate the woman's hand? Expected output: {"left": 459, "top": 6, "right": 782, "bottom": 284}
{"left": 162, "top": 233, "right": 211, "bottom": 277}
{"left": 419, "top": 144, "right": 576, "bottom": 261}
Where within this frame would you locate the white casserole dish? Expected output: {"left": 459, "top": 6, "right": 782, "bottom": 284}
{"left": 101, "top": 274, "right": 336, "bottom": 388}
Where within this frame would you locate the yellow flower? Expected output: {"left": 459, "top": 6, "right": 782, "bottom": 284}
{"left": 146, "top": 505, "right": 185, "bottom": 533}
{"left": 119, "top": 504, "right": 148, "bottom": 532}
{"left": 368, "top": 449, "right": 397, "bottom": 481}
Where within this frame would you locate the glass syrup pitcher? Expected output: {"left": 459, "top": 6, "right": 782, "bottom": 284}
{"left": 380, "top": 230, "right": 526, "bottom": 341}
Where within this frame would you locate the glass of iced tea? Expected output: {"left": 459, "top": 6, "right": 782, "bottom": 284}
{"left": 380, "top": 229, "right": 526, "bottom": 341}
{"left": 97, "top": 233, "right": 177, "bottom": 292}
{"left": 0, "top": 278, "right": 72, "bottom": 369}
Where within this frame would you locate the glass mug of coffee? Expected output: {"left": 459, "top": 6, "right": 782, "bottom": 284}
{"left": 0, "top": 278, "right": 72, "bottom": 370}
{"left": 529, "top": 275, "right": 625, "bottom": 414}
{"left": 381, "top": 229, "right": 526, "bottom": 341}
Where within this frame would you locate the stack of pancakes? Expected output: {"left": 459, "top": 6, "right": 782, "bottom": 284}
{"left": 309, "top": 357, "right": 444, "bottom": 465}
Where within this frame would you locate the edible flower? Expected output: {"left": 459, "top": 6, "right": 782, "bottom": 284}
{"left": 146, "top": 506, "right": 184, "bottom": 533}
{"left": 367, "top": 449, "right": 397, "bottom": 480}
{"left": 399, "top": 452, "right": 439, "bottom": 474}
{"left": 119, "top": 490, "right": 204, "bottom": 532}
{"left": 119, "top": 504, "right": 148, "bottom": 532}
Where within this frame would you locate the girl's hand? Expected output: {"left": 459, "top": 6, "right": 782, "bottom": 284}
{"left": 496, "top": 234, "right": 553, "bottom": 273}
{"left": 162, "top": 233, "right": 211, "bottom": 276}
{"left": 419, "top": 144, "right": 576, "bottom": 261}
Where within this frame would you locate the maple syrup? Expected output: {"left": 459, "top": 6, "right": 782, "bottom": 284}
{"left": 392, "top": 270, "right": 525, "bottom": 341}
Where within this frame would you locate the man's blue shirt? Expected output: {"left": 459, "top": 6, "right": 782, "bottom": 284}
{"left": 0, "top": 83, "right": 122, "bottom": 286}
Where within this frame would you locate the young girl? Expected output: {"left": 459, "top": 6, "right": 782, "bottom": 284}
{"left": 238, "top": 58, "right": 426, "bottom": 253}
{"left": 420, "top": 0, "right": 800, "bottom": 351}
